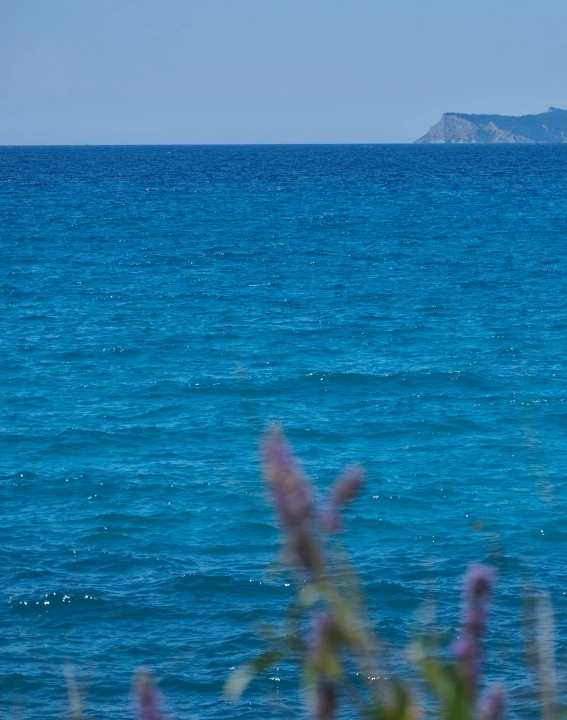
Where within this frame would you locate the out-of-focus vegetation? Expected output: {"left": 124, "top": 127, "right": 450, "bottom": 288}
{"left": 224, "top": 428, "right": 559, "bottom": 720}
{"left": 63, "top": 428, "right": 560, "bottom": 720}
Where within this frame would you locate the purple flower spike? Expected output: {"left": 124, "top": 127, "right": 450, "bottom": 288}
{"left": 480, "top": 686, "right": 505, "bottom": 720}
{"left": 451, "top": 637, "right": 480, "bottom": 691}
{"left": 451, "top": 637, "right": 479, "bottom": 664}
{"left": 465, "top": 606, "right": 488, "bottom": 637}
{"left": 462, "top": 565, "right": 495, "bottom": 642}
{"left": 263, "top": 428, "right": 323, "bottom": 573}
{"left": 453, "top": 564, "right": 496, "bottom": 701}
{"left": 330, "top": 466, "right": 364, "bottom": 507}
{"left": 135, "top": 670, "right": 164, "bottom": 720}
{"left": 263, "top": 428, "right": 314, "bottom": 530}
{"left": 464, "top": 565, "right": 496, "bottom": 603}
{"left": 264, "top": 429, "right": 298, "bottom": 483}
{"left": 321, "top": 466, "right": 364, "bottom": 533}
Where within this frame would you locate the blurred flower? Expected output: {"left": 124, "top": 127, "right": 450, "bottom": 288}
{"left": 451, "top": 636, "right": 480, "bottom": 691}
{"left": 480, "top": 686, "right": 505, "bottom": 720}
{"left": 263, "top": 428, "right": 322, "bottom": 573}
{"left": 464, "top": 565, "right": 495, "bottom": 604}
{"left": 321, "top": 466, "right": 364, "bottom": 532}
{"left": 330, "top": 466, "right": 364, "bottom": 507}
{"left": 263, "top": 428, "right": 314, "bottom": 530}
{"left": 135, "top": 670, "right": 164, "bottom": 720}
{"left": 462, "top": 564, "right": 495, "bottom": 640}
{"left": 464, "top": 606, "right": 487, "bottom": 637}
{"left": 453, "top": 564, "right": 496, "bottom": 700}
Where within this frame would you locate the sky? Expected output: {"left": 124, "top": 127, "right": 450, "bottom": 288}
{"left": 2, "top": 0, "right": 567, "bottom": 145}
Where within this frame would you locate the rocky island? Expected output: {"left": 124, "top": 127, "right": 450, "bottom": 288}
{"left": 416, "top": 106, "right": 567, "bottom": 143}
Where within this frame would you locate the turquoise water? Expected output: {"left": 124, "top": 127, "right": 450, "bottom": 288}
{"left": 1, "top": 145, "right": 567, "bottom": 718}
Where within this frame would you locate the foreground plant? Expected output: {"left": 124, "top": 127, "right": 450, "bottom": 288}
{"left": 135, "top": 669, "right": 165, "bottom": 720}
{"left": 63, "top": 665, "right": 165, "bottom": 720}
{"left": 225, "top": 427, "right": 501, "bottom": 720}
{"left": 61, "top": 429, "right": 560, "bottom": 719}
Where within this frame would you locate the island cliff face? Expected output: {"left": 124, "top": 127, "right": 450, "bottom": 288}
{"left": 416, "top": 107, "right": 567, "bottom": 144}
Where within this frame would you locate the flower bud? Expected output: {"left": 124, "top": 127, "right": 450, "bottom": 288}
{"left": 480, "top": 686, "right": 505, "bottom": 720}
{"left": 330, "top": 467, "right": 364, "bottom": 507}
{"left": 135, "top": 670, "right": 163, "bottom": 720}
{"left": 464, "top": 565, "right": 495, "bottom": 604}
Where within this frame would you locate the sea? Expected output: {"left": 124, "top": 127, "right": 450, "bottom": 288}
{"left": 1, "top": 145, "right": 567, "bottom": 719}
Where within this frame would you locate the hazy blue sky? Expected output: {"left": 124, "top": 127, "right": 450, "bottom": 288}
{"left": 2, "top": 0, "right": 567, "bottom": 144}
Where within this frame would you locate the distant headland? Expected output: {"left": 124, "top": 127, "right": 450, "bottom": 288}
{"left": 416, "top": 106, "right": 567, "bottom": 144}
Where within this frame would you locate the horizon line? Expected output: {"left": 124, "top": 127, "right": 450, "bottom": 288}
{"left": 0, "top": 142, "right": 417, "bottom": 148}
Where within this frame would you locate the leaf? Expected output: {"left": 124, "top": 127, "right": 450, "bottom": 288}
{"left": 298, "top": 583, "right": 320, "bottom": 608}
{"left": 224, "top": 651, "right": 280, "bottom": 701}
{"left": 224, "top": 665, "right": 255, "bottom": 701}
{"left": 417, "top": 657, "right": 456, "bottom": 705}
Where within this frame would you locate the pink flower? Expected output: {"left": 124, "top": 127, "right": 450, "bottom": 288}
{"left": 453, "top": 564, "right": 496, "bottom": 701}
{"left": 135, "top": 670, "right": 164, "bottom": 720}
{"left": 263, "top": 429, "right": 314, "bottom": 530}
{"left": 480, "top": 686, "right": 505, "bottom": 720}
{"left": 464, "top": 565, "right": 496, "bottom": 604}
{"left": 322, "top": 466, "right": 364, "bottom": 533}
{"left": 263, "top": 429, "right": 322, "bottom": 573}
{"left": 330, "top": 466, "right": 364, "bottom": 507}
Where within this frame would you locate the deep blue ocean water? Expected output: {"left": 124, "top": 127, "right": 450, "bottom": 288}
{"left": 1, "top": 145, "right": 567, "bottom": 719}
